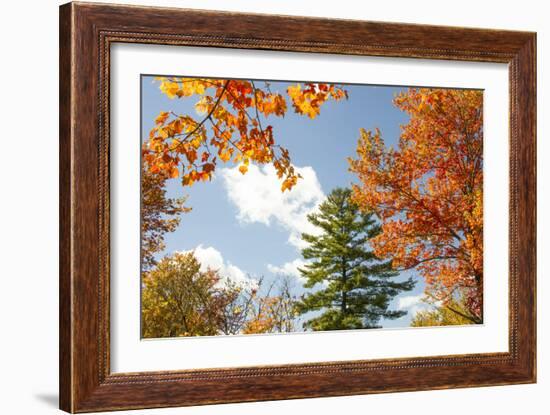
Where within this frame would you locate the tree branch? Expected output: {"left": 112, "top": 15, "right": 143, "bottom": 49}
{"left": 168, "top": 80, "right": 230, "bottom": 152}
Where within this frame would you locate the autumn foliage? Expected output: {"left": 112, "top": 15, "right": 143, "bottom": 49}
{"left": 142, "top": 252, "right": 227, "bottom": 338}
{"left": 141, "top": 167, "right": 190, "bottom": 271}
{"left": 349, "top": 88, "right": 483, "bottom": 322}
{"left": 411, "top": 297, "right": 474, "bottom": 327}
{"left": 144, "top": 78, "right": 347, "bottom": 192}
{"left": 141, "top": 78, "right": 486, "bottom": 336}
{"left": 142, "top": 252, "right": 298, "bottom": 338}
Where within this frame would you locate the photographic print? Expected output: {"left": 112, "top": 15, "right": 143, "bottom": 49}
{"left": 140, "top": 76, "right": 484, "bottom": 339}
{"left": 59, "top": 5, "right": 536, "bottom": 410}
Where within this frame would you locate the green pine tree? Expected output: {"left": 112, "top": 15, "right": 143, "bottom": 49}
{"left": 297, "top": 187, "right": 415, "bottom": 330}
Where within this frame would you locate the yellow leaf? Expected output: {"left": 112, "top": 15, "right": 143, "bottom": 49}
{"left": 219, "top": 150, "right": 232, "bottom": 162}
{"left": 191, "top": 137, "right": 202, "bottom": 148}
{"left": 238, "top": 165, "right": 248, "bottom": 175}
{"left": 195, "top": 97, "right": 209, "bottom": 115}
{"left": 159, "top": 81, "right": 180, "bottom": 99}
{"left": 287, "top": 84, "right": 301, "bottom": 100}
{"left": 155, "top": 111, "right": 170, "bottom": 125}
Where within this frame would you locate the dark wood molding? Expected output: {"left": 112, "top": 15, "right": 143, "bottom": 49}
{"left": 59, "top": 2, "right": 536, "bottom": 412}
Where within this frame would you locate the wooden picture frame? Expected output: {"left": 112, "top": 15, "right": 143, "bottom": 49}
{"left": 59, "top": 2, "right": 536, "bottom": 412}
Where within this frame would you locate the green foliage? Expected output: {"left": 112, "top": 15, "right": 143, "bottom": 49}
{"left": 142, "top": 252, "right": 299, "bottom": 338}
{"left": 141, "top": 252, "right": 227, "bottom": 338}
{"left": 297, "top": 187, "right": 415, "bottom": 330}
{"left": 411, "top": 295, "right": 478, "bottom": 327}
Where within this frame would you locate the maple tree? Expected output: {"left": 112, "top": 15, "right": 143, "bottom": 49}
{"left": 215, "top": 278, "right": 256, "bottom": 335}
{"left": 297, "top": 188, "right": 415, "bottom": 330}
{"left": 349, "top": 88, "right": 483, "bottom": 323}
{"left": 215, "top": 276, "right": 298, "bottom": 335}
{"left": 141, "top": 167, "right": 190, "bottom": 271}
{"left": 144, "top": 77, "right": 347, "bottom": 192}
{"left": 242, "top": 277, "right": 298, "bottom": 334}
{"left": 142, "top": 252, "right": 299, "bottom": 338}
{"left": 141, "top": 252, "right": 227, "bottom": 338}
{"left": 411, "top": 294, "right": 475, "bottom": 327}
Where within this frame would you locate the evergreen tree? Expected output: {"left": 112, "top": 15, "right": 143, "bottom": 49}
{"left": 297, "top": 187, "right": 415, "bottom": 330}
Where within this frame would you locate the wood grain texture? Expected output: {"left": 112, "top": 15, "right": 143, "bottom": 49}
{"left": 59, "top": 3, "right": 73, "bottom": 411}
{"left": 59, "top": 2, "right": 536, "bottom": 412}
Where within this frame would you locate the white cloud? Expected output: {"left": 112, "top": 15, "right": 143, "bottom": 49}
{"left": 397, "top": 294, "right": 436, "bottom": 317}
{"left": 398, "top": 295, "right": 425, "bottom": 310}
{"left": 178, "top": 245, "right": 257, "bottom": 288}
{"left": 267, "top": 258, "right": 308, "bottom": 281}
{"left": 219, "top": 164, "right": 325, "bottom": 250}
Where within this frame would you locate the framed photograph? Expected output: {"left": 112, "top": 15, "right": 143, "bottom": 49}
{"left": 59, "top": 2, "right": 536, "bottom": 412}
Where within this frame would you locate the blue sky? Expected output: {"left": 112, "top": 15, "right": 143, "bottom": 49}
{"left": 141, "top": 76, "right": 429, "bottom": 329}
